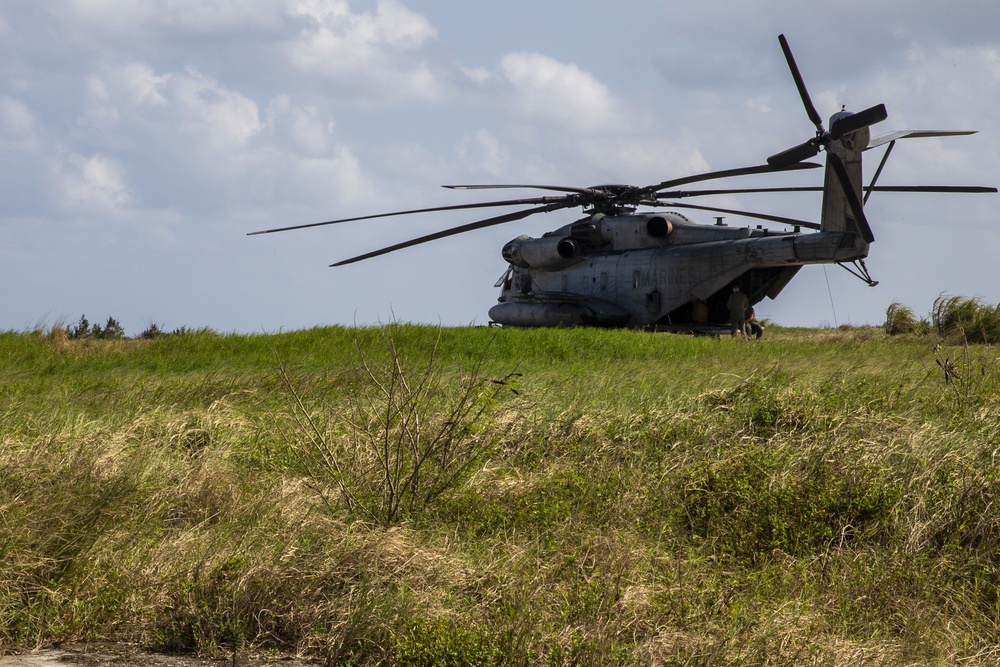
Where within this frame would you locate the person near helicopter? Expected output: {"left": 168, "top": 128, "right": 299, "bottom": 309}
{"left": 726, "top": 284, "right": 749, "bottom": 336}
{"left": 745, "top": 305, "right": 763, "bottom": 339}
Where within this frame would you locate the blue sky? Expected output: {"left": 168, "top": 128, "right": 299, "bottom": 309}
{"left": 1, "top": 0, "right": 997, "bottom": 334}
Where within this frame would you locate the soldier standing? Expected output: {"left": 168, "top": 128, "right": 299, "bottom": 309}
{"left": 727, "top": 284, "right": 749, "bottom": 336}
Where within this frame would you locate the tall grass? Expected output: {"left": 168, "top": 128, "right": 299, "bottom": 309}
{"left": 885, "top": 294, "right": 1000, "bottom": 343}
{"left": 932, "top": 294, "right": 1000, "bottom": 343}
{"left": 2, "top": 324, "right": 1000, "bottom": 664}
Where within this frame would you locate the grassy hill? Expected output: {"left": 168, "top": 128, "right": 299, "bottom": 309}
{"left": 2, "top": 324, "right": 999, "bottom": 665}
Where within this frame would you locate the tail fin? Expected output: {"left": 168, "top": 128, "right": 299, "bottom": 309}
{"left": 821, "top": 128, "right": 986, "bottom": 239}
{"left": 820, "top": 110, "right": 870, "bottom": 240}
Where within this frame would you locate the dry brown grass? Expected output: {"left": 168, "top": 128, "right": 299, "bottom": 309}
{"left": 4, "top": 324, "right": 1000, "bottom": 663}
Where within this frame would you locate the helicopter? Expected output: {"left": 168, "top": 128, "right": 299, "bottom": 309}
{"left": 250, "top": 34, "right": 995, "bottom": 332}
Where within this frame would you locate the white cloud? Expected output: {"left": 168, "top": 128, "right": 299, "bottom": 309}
{"left": 903, "top": 45, "right": 1000, "bottom": 106}
{"left": 290, "top": 0, "right": 435, "bottom": 48}
{"left": 77, "top": 76, "right": 122, "bottom": 131}
{"left": 0, "top": 96, "right": 40, "bottom": 151}
{"left": 576, "top": 137, "right": 712, "bottom": 187}
{"left": 843, "top": 44, "right": 1000, "bottom": 186}
{"left": 120, "top": 62, "right": 169, "bottom": 106}
{"left": 295, "top": 146, "right": 372, "bottom": 206}
{"left": 461, "top": 67, "right": 491, "bottom": 86}
{"left": 109, "top": 64, "right": 263, "bottom": 147}
{"left": 499, "top": 52, "right": 637, "bottom": 134}
{"left": 154, "top": 0, "right": 286, "bottom": 32}
{"left": 264, "top": 95, "right": 333, "bottom": 156}
{"left": 744, "top": 95, "right": 773, "bottom": 115}
{"left": 288, "top": 0, "right": 441, "bottom": 102}
{"left": 456, "top": 129, "right": 508, "bottom": 177}
{"left": 61, "top": 0, "right": 156, "bottom": 33}
{"left": 62, "top": 0, "right": 286, "bottom": 35}
{"left": 56, "top": 154, "right": 131, "bottom": 211}
{"left": 63, "top": 57, "right": 382, "bottom": 219}
{"left": 168, "top": 68, "right": 263, "bottom": 145}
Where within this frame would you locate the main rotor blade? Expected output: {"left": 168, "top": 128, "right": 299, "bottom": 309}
{"left": 444, "top": 184, "right": 592, "bottom": 195}
{"left": 779, "top": 33, "right": 823, "bottom": 130}
{"left": 643, "top": 162, "right": 820, "bottom": 194}
{"left": 865, "top": 185, "right": 997, "bottom": 194}
{"left": 827, "top": 152, "right": 875, "bottom": 243}
{"left": 450, "top": 164, "right": 821, "bottom": 201}
{"left": 247, "top": 195, "right": 569, "bottom": 235}
{"left": 865, "top": 139, "right": 895, "bottom": 202}
{"left": 331, "top": 202, "right": 573, "bottom": 266}
{"left": 655, "top": 200, "right": 819, "bottom": 229}
{"left": 829, "top": 103, "right": 888, "bottom": 140}
{"left": 659, "top": 185, "right": 998, "bottom": 198}
{"left": 659, "top": 187, "right": 822, "bottom": 198}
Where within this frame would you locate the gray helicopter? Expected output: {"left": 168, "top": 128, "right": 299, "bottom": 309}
{"left": 250, "top": 35, "right": 995, "bottom": 331}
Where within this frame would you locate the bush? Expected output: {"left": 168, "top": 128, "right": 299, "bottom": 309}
{"left": 68, "top": 314, "right": 91, "bottom": 339}
{"left": 279, "top": 324, "right": 520, "bottom": 525}
{"left": 676, "top": 442, "right": 901, "bottom": 561}
{"left": 884, "top": 301, "right": 926, "bottom": 335}
{"left": 932, "top": 294, "right": 1000, "bottom": 343}
{"left": 100, "top": 317, "right": 125, "bottom": 339}
{"left": 885, "top": 296, "right": 1000, "bottom": 342}
{"left": 394, "top": 617, "right": 504, "bottom": 666}
{"left": 68, "top": 314, "right": 126, "bottom": 340}
{"left": 140, "top": 322, "right": 164, "bottom": 339}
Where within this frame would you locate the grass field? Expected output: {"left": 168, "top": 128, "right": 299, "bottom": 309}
{"left": 2, "top": 323, "right": 999, "bottom": 665}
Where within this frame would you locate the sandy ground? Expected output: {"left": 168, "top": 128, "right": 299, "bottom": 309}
{"left": 0, "top": 645, "right": 316, "bottom": 667}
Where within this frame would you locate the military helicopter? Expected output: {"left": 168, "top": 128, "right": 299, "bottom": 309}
{"left": 250, "top": 35, "right": 995, "bottom": 331}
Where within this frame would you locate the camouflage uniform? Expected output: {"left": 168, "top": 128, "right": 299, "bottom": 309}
{"left": 727, "top": 288, "right": 749, "bottom": 336}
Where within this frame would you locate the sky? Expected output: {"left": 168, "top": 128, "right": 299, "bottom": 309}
{"left": 1, "top": 0, "right": 998, "bottom": 335}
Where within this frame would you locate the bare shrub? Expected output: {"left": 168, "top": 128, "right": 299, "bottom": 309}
{"left": 932, "top": 342, "right": 1000, "bottom": 413}
{"left": 278, "top": 324, "right": 519, "bottom": 525}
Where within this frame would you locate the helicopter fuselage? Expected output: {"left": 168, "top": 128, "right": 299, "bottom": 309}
{"left": 489, "top": 211, "right": 869, "bottom": 328}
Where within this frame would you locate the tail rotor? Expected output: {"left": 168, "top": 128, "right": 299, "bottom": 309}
{"left": 767, "top": 34, "right": 885, "bottom": 243}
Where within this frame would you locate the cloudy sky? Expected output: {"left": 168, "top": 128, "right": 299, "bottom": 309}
{"left": 1, "top": 0, "right": 997, "bottom": 334}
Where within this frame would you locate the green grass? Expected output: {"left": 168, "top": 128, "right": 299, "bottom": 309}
{"left": 2, "top": 324, "right": 1000, "bottom": 664}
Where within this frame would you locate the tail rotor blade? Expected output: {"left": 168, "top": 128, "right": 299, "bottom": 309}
{"left": 779, "top": 34, "right": 823, "bottom": 130}
{"left": 767, "top": 139, "right": 820, "bottom": 168}
{"left": 830, "top": 103, "right": 888, "bottom": 140}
